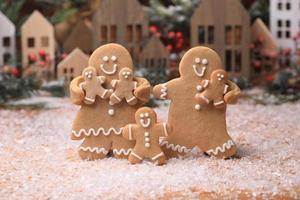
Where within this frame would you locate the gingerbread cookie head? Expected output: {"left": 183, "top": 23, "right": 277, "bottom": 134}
{"left": 82, "top": 66, "right": 97, "bottom": 81}
{"left": 88, "top": 43, "right": 133, "bottom": 82}
{"left": 179, "top": 46, "right": 223, "bottom": 82}
{"left": 211, "top": 69, "right": 228, "bottom": 84}
{"left": 119, "top": 67, "right": 133, "bottom": 81}
{"left": 135, "top": 107, "right": 157, "bottom": 128}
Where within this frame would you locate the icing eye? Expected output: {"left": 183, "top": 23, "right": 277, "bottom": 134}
{"left": 221, "top": 75, "right": 224, "bottom": 78}
{"left": 202, "top": 59, "right": 208, "bottom": 65}
{"left": 145, "top": 113, "right": 149, "bottom": 117}
{"left": 85, "top": 72, "right": 89, "bottom": 76}
{"left": 140, "top": 113, "right": 144, "bottom": 118}
{"left": 111, "top": 56, "right": 117, "bottom": 62}
{"left": 195, "top": 58, "right": 201, "bottom": 64}
{"left": 122, "top": 72, "right": 126, "bottom": 75}
{"left": 126, "top": 72, "right": 131, "bottom": 75}
{"left": 103, "top": 56, "right": 109, "bottom": 62}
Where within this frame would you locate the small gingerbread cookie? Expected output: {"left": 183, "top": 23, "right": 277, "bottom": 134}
{"left": 195, "top": 69, "right": 229, "bottom": 109}
{"left": 109, "top": 67, "right": 138, "bottom": 106}
{"left": 80, "top": 67, "right": 111, "bottom": 104}
{"left": 122, "top": 107, "right": 171, "bottom": 165}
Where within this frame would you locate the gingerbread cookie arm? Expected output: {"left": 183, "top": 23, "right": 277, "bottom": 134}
{"left": 133, "top": 77, "right": 151, "bottom": 104}
{"left": 110, "top": 79, "right": 118, "bottom": 88}
{"left": 70, "top": 76, "right": 85, "bottom": 105}
{"left": 153, "top": 78, "right": 180, "bottom": 100}
{"left": 122, "top": 124, "right": 137, "bottom": 141}
{"left": 224, "top": 80, "right": 240, "bottom": 105}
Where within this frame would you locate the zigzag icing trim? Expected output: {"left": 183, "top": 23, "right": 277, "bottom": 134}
{"left": 160, "top": 140, "right": 191, "bottom": 153}
{"left": 72, "top": 128, "right": 123, "bottom": 137}
{"left": 160, "top": 84, "right": 168, "bottom": 100}
{"left": 79, "top": 146, "right": 109, "bottom": 154}
{"left": 112, "top": 148, "right": 132, "bottom": 155}
{"left": 206, "top": 139, "right": 235, "bottom": 156}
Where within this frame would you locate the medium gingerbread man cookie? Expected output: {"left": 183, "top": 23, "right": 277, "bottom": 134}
{"left": 195, "top": 69, "right": 229, "bottom": 110}
{"left": 80, "top": 67, "right": 111, "bottom": 104}
{"left": 122, "top": 107, "right": 171, "bottom": 165}
{"left": 109, "top": 67, "right": 138, "bottom": 106}
{"left": 153, "top": 46, "right": 240, "bottom": 159}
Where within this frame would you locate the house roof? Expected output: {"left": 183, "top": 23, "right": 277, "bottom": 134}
{"left": 21, "top": 10, "right": 53, "bottom": 31}
{"left": 57, "top": 48, "right": 89, "bottom": 69}
{"left": 0, "top": 11, "right": 15, "bottom": 35}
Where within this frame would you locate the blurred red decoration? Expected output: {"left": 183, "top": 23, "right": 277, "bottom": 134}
{"left": 155, "top": 32, "right": 161, "bottom": 38}
{"left": 249, "top": 43, "right": 255, "bottom": 49}
{"left": 176, "top": 32, "right": 183, "bottom": 38}
{"left": 39, "top": 50, "right": 46, "bottom": 57}
{"left": 298, "top": 31, "right": 300, "bottom": 37}
{"left": 45, "top": 55, "right": 51, "bottom": 63}
{"left": 262, "top": 50, "right": 278, "bottom": 58}
{"left": 257, "top": 35, "right": 264, "bottom": 43}
{"left": 28, "top": 53, "right": 37, "bottom": 62}
{"left": 265, "top": 74, "right": 274, "bottom": 82}
{"left": 38, "top": 61, "right": 46, "bottom": 68}
{"left": 283, "top": 48, "right": 292, "bottom": 56}
{"left": 293, "top": 36, "right": 298, "bottom": 41}
{"left": 149, "top": 25, "right": 158, "bottom": 33}
{"left": 168, "top": 31, "right": 175, "bottom": 38}
{"left": 253, "top": 60, "right": 262, "bottom": 68}
{"left": 166, "top": 44, "right": 173, "bottom": 51}
{"left": 11, "top": 67, "right": 19, "bottom": 77}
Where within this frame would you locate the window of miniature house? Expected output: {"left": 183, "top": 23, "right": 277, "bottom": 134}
{"left": 126, "top": 25, "right": 133, "bottom": 42}
{"left": 225, "top": 26, "right": 233, "bottom": 45}
{"left": 277, "top": 2, "right": 282, "bottom": 10}
{"left": 157, "top": 58, "right": 162, "bottom": 67}
{"left": 286, "top": 31, "right": 290, "bottom": 38}
{"left": 235, "top": 51, "right": 242, "bottom": 72}
{"left": 27, "top": 37, "right": 35, "bottom": 48}
{"left": 277, "top": 31, "right": 282, "bottom": 38}
{"left": 41, "top": 36, "right": 49, "bottom": 47}
{"left": 70, "top": 76, "right": 74, "bottom": 82}
{"left": 110, "top": 25, "right": 117, "bottom": 42}
{"left": 100, "top": 26, "right": 108, "bottom": 42}
{"left": 225, "top": 50, "right": 232, "bottom": 71}
{"left": 163, "top": 58, "right": 167, "bottom": 67}
{"left": 198, "top": 26, "right": 205, "bottom": 44}
{"left": 63, "top": 68, "right": 67, "bottom": 74}
{"left": 208, "top": 26, "right": 214, "bottom": 44}
{"left": 150, "top": 58, "right": 154, "bottom": 67}
{"left": 2, "top": 37, "right": 11, "bottom": 47}
{"left": 3, "top": 53, "right": 11, "bottom": 63}
{"left": 286, "top": 2, "right": 291, "bottom": 10}
{"left": 136, "top": 24, "right": 142, "bottom": 43}
{"left": 277, "top": 20, "right": 282, "bottom": 27}
{"left": 286, "top": 20, "right": 291, "bottom": 27}
{"left": 234, "top": 26, "right": 242, "bottom": 45}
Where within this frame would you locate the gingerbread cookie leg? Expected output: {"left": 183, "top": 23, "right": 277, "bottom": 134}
{"left": 128, "top": 151, "right": 143, "bottom": 164}
{"left": 213, "top": 97, "right": 226, "bottom": 109}
{"left": 84, "top": 90, "right": 97, "bottom": 105}
{"left": 151, "top": 152, "right": 165, "bottom": 165}
{"left": 125, "top": 93, "right": 137, "bottom": 105}
{"left": 109, "top": 92, "right": 123, "bottom": 105}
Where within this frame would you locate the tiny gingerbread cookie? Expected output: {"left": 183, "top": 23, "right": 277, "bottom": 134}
{"left": 153, "top": 46, "right": 240, "bottom": 159}
{"left": 80, "top": 67, "right": 111, "bottom": 104}
{"left": 109, "top": 67, "right": 138, "bottom": 106}
{"left": 122, "top": 107, "right": 171, "bottom": 165}
{"left": 195, "top": 69, "right": 229, "bottom": 110}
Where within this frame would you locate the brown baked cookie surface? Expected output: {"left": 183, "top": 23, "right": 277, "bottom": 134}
{"left": 153, "top": 46, "right": 240, "bottom": 159}
{"left": 70, "top": 43, "right": 151, "bottom": 160}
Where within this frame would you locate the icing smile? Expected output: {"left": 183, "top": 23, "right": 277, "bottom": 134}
{"left": 140, "top": 118, "right": 151, "bottom": 128}
{"left": 193, "top": 65, "right": 206, "bottom": 77}
{"left": 100, "top": 64, "right": 118, "bottom": 75}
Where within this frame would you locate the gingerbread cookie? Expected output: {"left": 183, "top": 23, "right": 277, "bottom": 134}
{"left": 122, "top": 107, "right": 170, "bottom": 165}
{"left": 153, "top": 46, "right": 240, "bottom": 159}
{"left": 70, "top": 43, "right": 151, "bottom": 160}
{"left": 80, "top": 67, "right": 111, "bottom": 104}
{"left": 109, "top": 67, "right": 138, "bottom": 106}
{"left": 195, "top": 69, "right": 229, "bottom": 109}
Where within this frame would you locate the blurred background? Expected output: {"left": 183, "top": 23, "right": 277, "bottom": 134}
{"left": 0, "top": 0, "right": 299, "bottom": 107}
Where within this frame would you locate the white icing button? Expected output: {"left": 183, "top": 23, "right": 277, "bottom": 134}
{"left": 111, "top": 56, "right": 117, "bottom": 61}
{"left": 144, "top": 132, "right": 149, "bottom": 137}
{"left": 195, "top": 58, "right": 201, "bottom": 64}
{"left": 103, "top": 56, "right": 109, "bottom": 62}
{"left": 145, "top": 137, "right": 150, "bottom": 142}
{"left": 108, "top": 109, "right": 115, "bottom": 116}
{"left": 196, "top": 85, "right": 202, "bottom": 91}
{"left": 202, "top": 59, "right": 208, "bottom": 65}
{"left": 195, "top": 104, "right": 201, "bottom": 110}
{"left": 145, "top": 143, "right": 151, "bottom": 148}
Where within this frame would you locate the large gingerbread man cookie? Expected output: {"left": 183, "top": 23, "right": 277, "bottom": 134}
{"left": 70, "top": 43, "right": 151, "bottom": 160}
{"left": 80, "top": 67, "right": 111, "bottom": 104}
{"left": 153, "top": 46, "right": 240, "bottom": 159}
{"left": 122, "top": 107, "right": 170, "bottom": 165}
{"left": 109, "top": 67, "right": 138, "bottom": 106}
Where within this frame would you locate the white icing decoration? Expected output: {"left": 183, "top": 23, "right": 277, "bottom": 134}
{"left": 122, "top": 72, "right": 126, "bottom": 75}
{"left": 112, "top": 93, "right": 121, "bottom": 101}
{"left": 160, "top": 84, "right": 168, "bottom": 99}
{"left": 200, "top": 95, "right": 210, "bottom": 104}
{"left": 128, "top": 124, "right": 133, "bottom": 140}
{"left": 111, "top": 56, "right": 117, "bottom": 61}
{"left": 131, "top": 152, "right": 143, "bottom": 160}
{"left": 140, "top": 113, "right": 144, "bottom": 118}
{"left": 152, "top": 152, "right": 164, "bottom": 161}
{"left": 101, "top": 90, "right": 108, "bottom": 98}
{"left": 224, "top": 84, "right": 229, "bottom": 94}
{"left": 79, "top": 146, "right": 109, "bottom": 154}
{"left": 140, "top": 118, "right": 151, "bottom": 128}
{"left": 206, "top": 139, "right": 235, "bottom": 156}
{"left": 103, "top": 56, "right": 109, "bottom": 62}
{"left": 108, "top": 109, "right": 115, "bottom": 116}
{"left": 72, "top": 128, "right": 122, "bottom": 137}
{"left": 202, "top": 58, "right": 208, "bottom": 65}
{"left": 84, "top": 97, "right": 95, "bottom": 102}
{"left": 145, "top": 113, "right": 149, "bottom": 117}
{"left": 100, "top": 63, "right": 117, "bottom": 75}
{"left": 127, "top": 96, "right": 136, "bottom": 102}
{"left": 214, "top": 101, "right": 224, "bottom": 106}
{"left": 145, "top": 137, "right": 150, "bottom": 142}
{"left": 203, "top": 80, "right": 209, "bottom": 88}
{"left": 163, "top": 123, "right": 168, "bottom": 136}
{"left": 160, "top": 140, "right": 191, "bottom": 153}
{"left": 145, "top": 143, "right": 151, "bottom": 148}
{"left": 195, "top": 104, "right": 201, "bottom": 110}
{"left": 193, "top": 65, "right": 206, "bottom": 77}
{"left": 195, "top": 57, "right": 201, "bottom": 64}
{"left": 113, "top": 148, "right": 132, "bottom": 155}
{"left": 144, "top": 132, "right": 149, "bottom": 137}
{"left": 196, "top": 85, "right": 202, "bottom": 92}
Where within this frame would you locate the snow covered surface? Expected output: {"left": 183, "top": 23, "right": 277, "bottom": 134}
{"left": 0, "top": 96, "right": 300, "bottom": 199}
